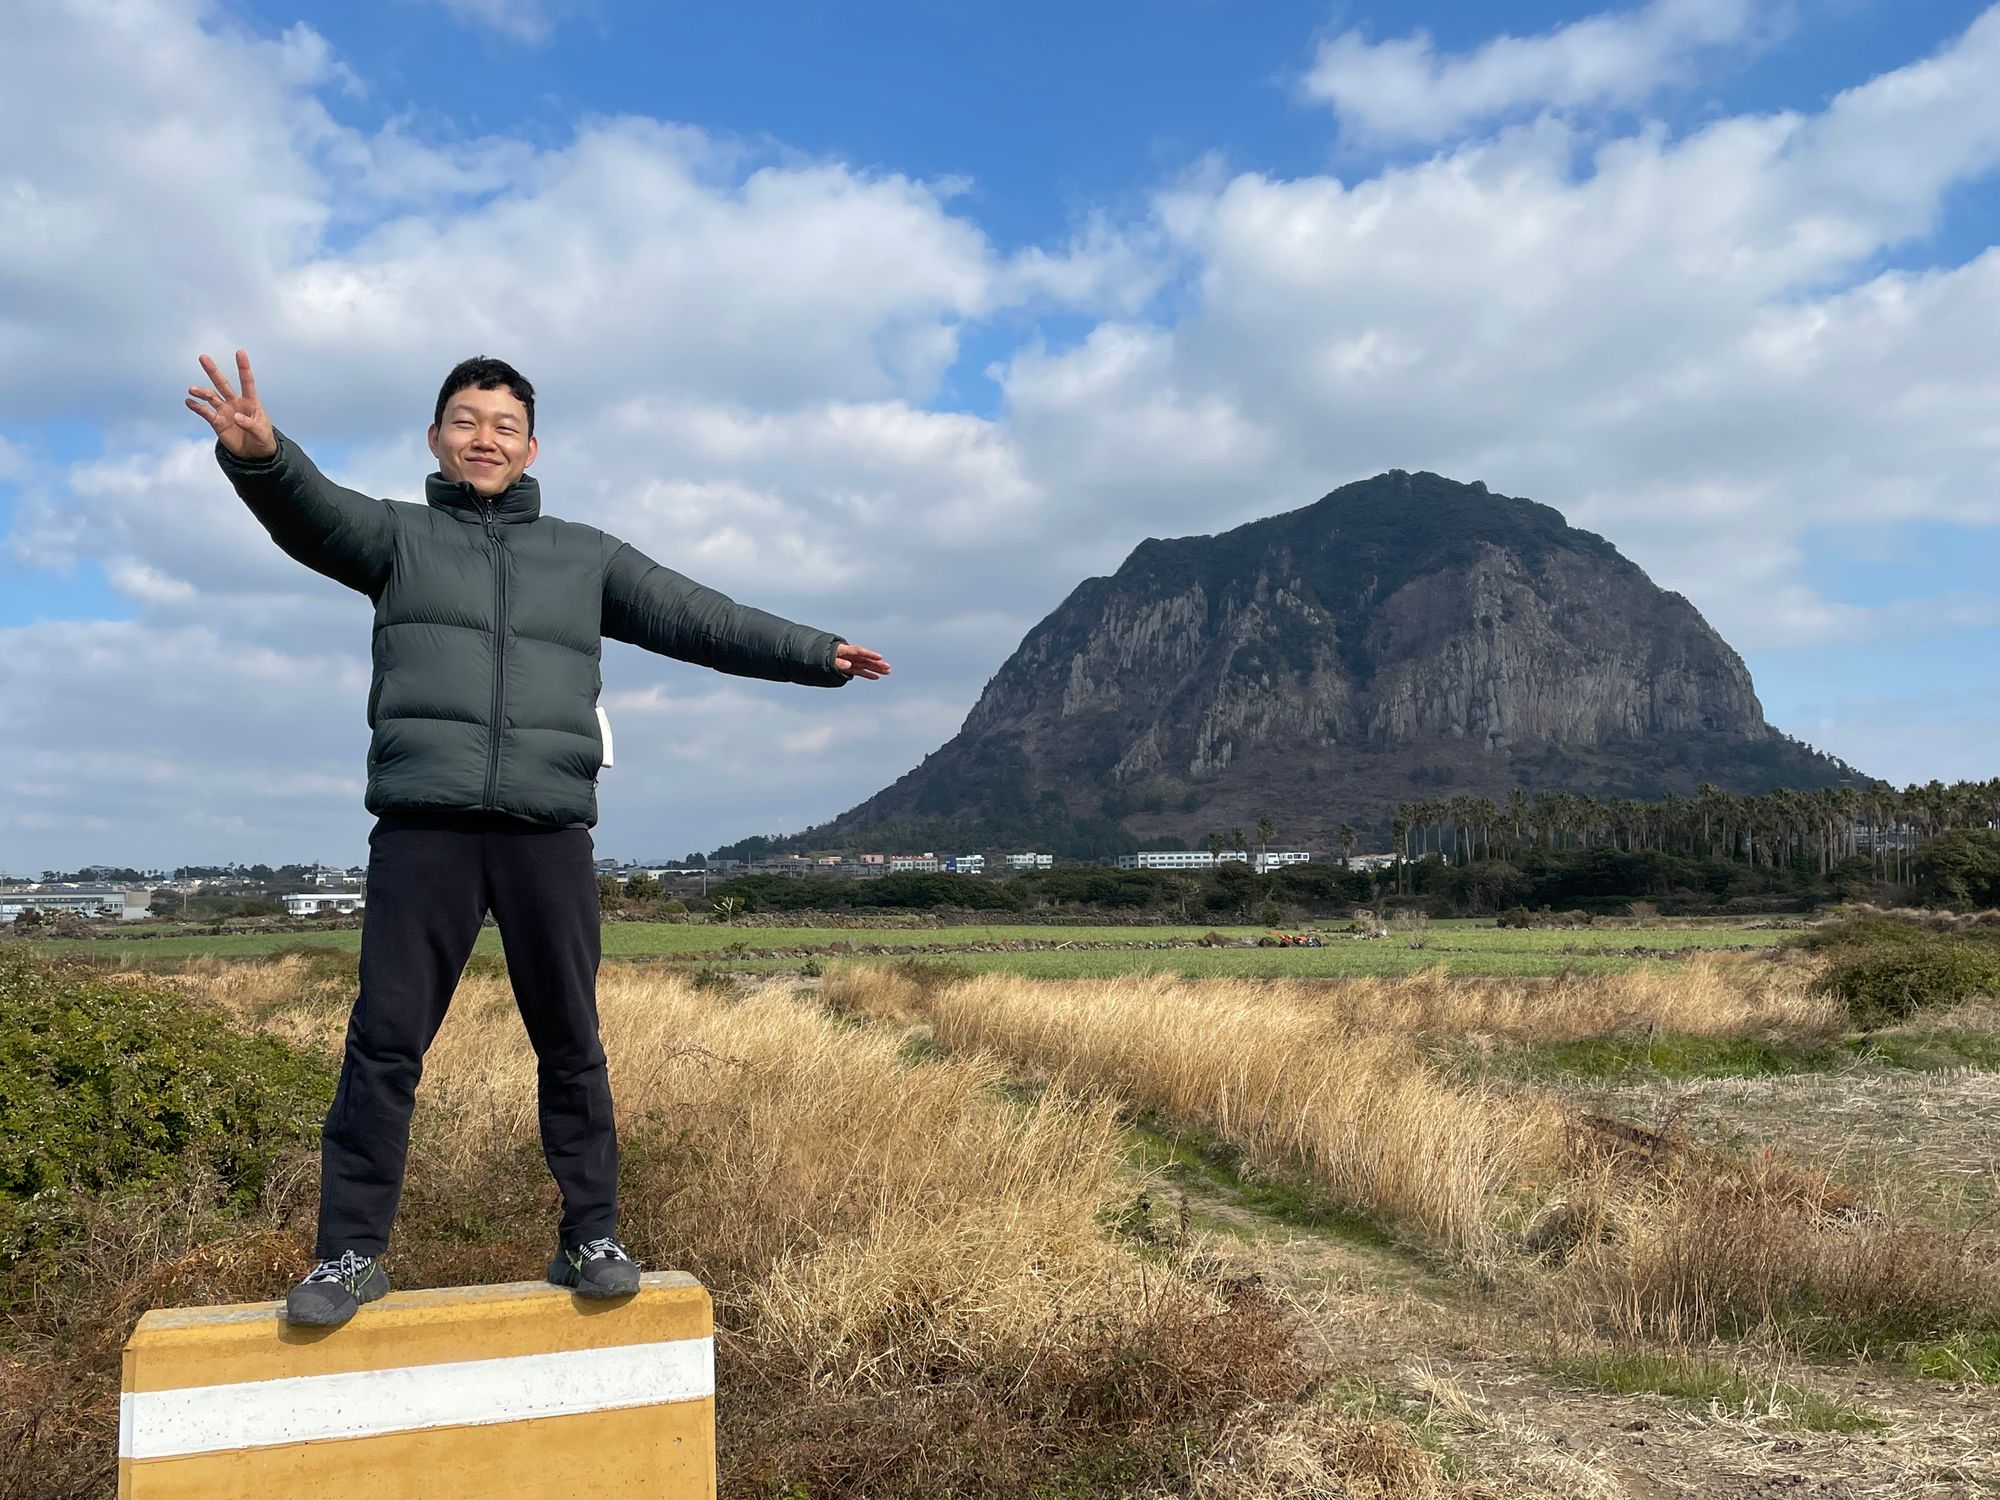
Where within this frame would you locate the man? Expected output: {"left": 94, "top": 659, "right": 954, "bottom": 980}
{"left": 187, "top": 350, "right": 889, "bottom": 1327}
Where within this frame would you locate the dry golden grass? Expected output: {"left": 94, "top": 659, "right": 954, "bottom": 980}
{"left": 1546, "top": 1143, "right": 2000, "bottom": 1356}
{"left": 825, "top": 961, "right": 2000, "bottom": 1363}
{"left": 1417, "top": 960, "right": 1839, "bottom": 1040}
{"left": 836, "top": 968, "right": 1569, "bottom": 1256}
{"left": 412, "top": 968, "right": 1150, "bottom": 1382}
{"left": 18, "top": 950, "right": 1991, "bottom": 1496}
{"left": 1179, "top": 1401, "right": 1460, "bottom": 1500}
{"left": 832, "top": 956, "right": 1837, "bottom": 1045}
{"left": 9, "top": 957, "right": 1468, "bottom": 1500}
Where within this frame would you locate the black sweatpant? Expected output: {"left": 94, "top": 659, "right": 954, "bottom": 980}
{"left": 316, "top": 812, "right": 615, "bottom": 1259}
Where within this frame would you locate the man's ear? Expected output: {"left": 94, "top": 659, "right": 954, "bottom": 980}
{"left": 524, "top": 434, "right": 539, "bottom": 470}
{"left": 426, "top": 424, "right": 439, "bottom": 459}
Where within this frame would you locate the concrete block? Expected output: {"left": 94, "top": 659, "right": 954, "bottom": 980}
{"left": 117, "top": 1272, "right": 714, "bottom": 1499}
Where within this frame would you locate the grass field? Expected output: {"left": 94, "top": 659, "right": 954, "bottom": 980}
{"left": 8, "top": 920, "right": 1999, "bottom": 1497}
{"left": 26, "top": 918, "right": 1791, "bottom": 979}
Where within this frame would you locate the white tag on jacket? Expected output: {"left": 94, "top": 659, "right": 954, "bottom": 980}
{"left": 595, "top": 706, "right": 615, "bottom": 769}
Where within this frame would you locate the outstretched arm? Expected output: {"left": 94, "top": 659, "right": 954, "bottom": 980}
{"left": 602, "top": 541, "right": 889, "bottom": 687}
{"left": 188, "top": 350, "right": 395, "bottom": 597}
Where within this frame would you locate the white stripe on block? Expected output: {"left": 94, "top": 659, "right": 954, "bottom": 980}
{"left": 119, "top": 1335, "right": 713, "bottom": 1460}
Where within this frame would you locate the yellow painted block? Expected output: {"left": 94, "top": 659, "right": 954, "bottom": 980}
{"left": 118, "top": 1273, "right": 714, "bottom": 1500}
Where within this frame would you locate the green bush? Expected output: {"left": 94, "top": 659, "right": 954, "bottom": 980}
{"left": 1789, "top": 916, "right": 1929, "bottom": 954}
{"left": 0, "top": 953, "right": 332, "bottom": 1253}
{"left": 1820, "top": 941, "right": 2000, "bottom": 1025}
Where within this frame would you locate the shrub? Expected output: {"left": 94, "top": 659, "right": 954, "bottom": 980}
{"left": 1820, "top": 941, "right": 2000, "bottom": 1025}
{"left": 1789, "top": 915, "right": 1931, "bottom": 953}
{"left": 1787, "top": 912, "right": 2000, "bottom": 1025}
{"left": 0, "top": 953, "right": 332, "bottom": 1256}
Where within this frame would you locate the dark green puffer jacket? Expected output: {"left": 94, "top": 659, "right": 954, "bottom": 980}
{"left": 218, "top": 431, "right": 847, "bottom": 828}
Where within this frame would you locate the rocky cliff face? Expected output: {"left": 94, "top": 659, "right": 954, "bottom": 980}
{"left": 809, "top": 471, "right": 1855, "bottom": 852}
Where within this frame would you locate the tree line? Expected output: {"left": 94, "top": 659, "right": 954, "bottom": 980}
{"left": 1389, "top": 779, "right": 2000, "bottom": 887}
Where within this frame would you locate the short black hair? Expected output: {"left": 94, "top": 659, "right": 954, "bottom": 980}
{"left": 434, "top": 356, "right": 535, "bottom": 435}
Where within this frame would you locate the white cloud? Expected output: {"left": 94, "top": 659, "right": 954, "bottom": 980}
{"left": 428, "top": 0, "right": 566, "bottom": 45}
{"left": 0, "top": 619, "right": 371, "bottom": 865}
{"left": 1004, "top": 9, "right": 2000, "bottom": 658}
{"left": 1304, "top": 0, "right": 1776, "bottom": 143}
{"left": 104, "top": 561, "right": 199, "bottom": 607}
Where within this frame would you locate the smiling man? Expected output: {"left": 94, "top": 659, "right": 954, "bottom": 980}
{"left": 188, "top": 350, "right": 889, "bottom": 1326}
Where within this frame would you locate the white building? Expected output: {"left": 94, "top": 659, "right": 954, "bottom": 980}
{"left": 1342, "top": 853, "right": 1400, "bottom": 871}
{"left": 0, "top": 887, "right": 125, "bottom": 923}
{"left": 1116, "top": 850, "right": 1224, "bottom": 871}
{"left": 1005, "top": 852, "right": 1055, "bottom": 870}
{"left": 1114, "top": 850, "right": 1313, "bottom": 873}
{"left": 284, "top": 891, "right": 366, "bottom": 917}
{"left": 945, "top": 854, "right": 985, "bottom": 874}
{"left": 1256, "top": 851, "right": 1312, "bottom": 872}
{"left": 889, "top": 854, "right": 940, "bottom": 874}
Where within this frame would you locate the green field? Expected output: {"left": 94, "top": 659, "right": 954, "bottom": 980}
{"left": 815, "top": 947, "right": 1685, "bottom": 979}
{"left": 25, "top": 919, "right": 1789, "bottom": 978}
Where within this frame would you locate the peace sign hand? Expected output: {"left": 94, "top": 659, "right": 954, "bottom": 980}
{"left": 186, "top": 350, "right": 278, "bottom": 461}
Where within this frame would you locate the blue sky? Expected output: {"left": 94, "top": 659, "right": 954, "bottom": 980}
{"left": 271, "top": 0, "right": 2000, "bottom": 259}
{"left": 2, "top": 0, "right": 1997, "bottom": 871}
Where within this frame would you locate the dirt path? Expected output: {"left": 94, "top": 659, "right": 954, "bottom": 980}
{"left": 1133, "top": 1133, "right": 2000, "bottom": 1499}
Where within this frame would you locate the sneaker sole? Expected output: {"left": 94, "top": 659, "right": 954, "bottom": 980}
{"left": 284, "top": 1272, "right": 389, "bottom": 1328}
{"left": 283, "top": 1299, "right": 357, "bottom": 1328}
{"left": 546, "top": 1252, "right": 639, "bottom": 1299}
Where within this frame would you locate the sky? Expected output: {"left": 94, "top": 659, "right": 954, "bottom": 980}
{"left": 2, "top": 0, "right": 1997, "bottom": 874}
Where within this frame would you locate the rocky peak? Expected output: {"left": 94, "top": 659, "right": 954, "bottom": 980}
{"left": 789, "top": 472, "right": 1856, "bottom": 853}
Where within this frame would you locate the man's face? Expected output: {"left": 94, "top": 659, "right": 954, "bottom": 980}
{"left": 428, "top": 385, "right": 538, "bottom": 497}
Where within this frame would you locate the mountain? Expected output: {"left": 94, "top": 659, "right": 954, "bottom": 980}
{"left": 769, "top": 471, "right": 1861, "bottom": 856}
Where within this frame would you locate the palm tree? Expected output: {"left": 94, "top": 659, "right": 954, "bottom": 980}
{"left": 1337, "top": 824, "right": 1357, "bottom": 869}
{"left": 1447, "top": 796, "right": 1471, "bottom": 863}
{"left": 1536, "top": 790, "right": 1568, "bottom": 851}
{"left": 1506, "top": 788, "right": 1529, "bottom": 855}
{"left": 1470, "top": 797, "right": 1499, "bottom": 862}
{"left": 1256, "top": 815, "right": 1276, "bottom": 871}
{"left": 1695, "top": 783, "right": 1724, "bottom": 858}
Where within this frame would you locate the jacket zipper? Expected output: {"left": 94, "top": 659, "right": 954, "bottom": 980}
{"left": 481, "top": 504, "right": 508, "bottom": 809}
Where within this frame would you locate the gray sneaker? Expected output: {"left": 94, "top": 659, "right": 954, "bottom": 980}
{"left": 285, "top": 1251, "right": 389, "bottom": 1327}
{"left": 548, "top": 1236, "right": 640, "bottom": 1298}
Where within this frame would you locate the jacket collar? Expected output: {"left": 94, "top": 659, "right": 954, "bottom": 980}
{"left": 425, "top": 471, "right": 542, "bottom": 523}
